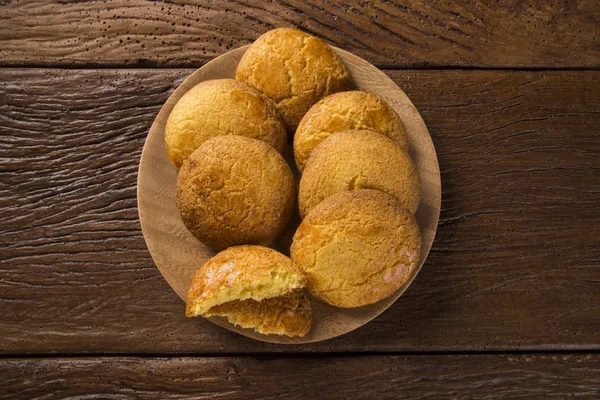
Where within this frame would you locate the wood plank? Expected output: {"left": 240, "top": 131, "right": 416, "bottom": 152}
{"left": 2, "top": 354, "right": 599, "bottom": 398}
{"left": 0, "top": 69, "right": 599, "bottom": 354}
{"left": 0, "top": 0, "right": 599, "bottom": 68}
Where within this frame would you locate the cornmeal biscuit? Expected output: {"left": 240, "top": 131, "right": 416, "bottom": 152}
{"left": 299, "top": 130, "right": 420, "bottom": 218}
{"left": 294, "top": 91, "right": 408, "bottom": 171}
{"left": 177, "top": 136, "right": 295, "bottom": 251}
{"left": 291, "top": 190, "right": 421, "bottom": 308}
{"left": 165, "top": 79, "right": 286, "bottom": 168}
{"left": 236, "top": 28, "right": 351, "bottom": 130}
{"left": 206, "top": 290, "right": 311, "bottom": 337}
{"left": 186, "top": 246, "right": 310, "bottom": 337}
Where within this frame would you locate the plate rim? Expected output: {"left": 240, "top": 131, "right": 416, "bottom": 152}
{"left": 137, "top": 45, "right": 441, "bottom": 344}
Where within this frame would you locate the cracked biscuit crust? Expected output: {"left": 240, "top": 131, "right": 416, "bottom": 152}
{"left": 177, "top": 136, "right": 295, "bottom": 251}
{"left": 298, "top": 130, "right": 420, "bottom": 218}
{"left": 294, "top": 91, "right": 409, "bottom": 171}
{"left": 165, "top": 79, "right": 287, "bottom": 169}
{"left": 236, "top": 28, "right": 351, "bottom": 130}
{"left": 291, "top": 190, "right": 421, "bottom": 308}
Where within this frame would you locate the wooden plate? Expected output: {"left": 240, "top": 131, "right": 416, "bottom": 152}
{"left": 137, "top": 45, "right": 441, "bottom": 344}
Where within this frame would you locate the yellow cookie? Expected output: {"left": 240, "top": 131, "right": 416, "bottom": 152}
{"left": 299, "top": 130, "right": 420, "bottom": 218}
{"left": 177, "top": 136, "right": 295, "bottom": 251}
{"left": 294, "top": 91, "right": 408, "bottom": 171}
{"left": 291, "top": 190, "right": 421, "bottom": 308}
{"left": 165, "top": 79, "right": 286, "bottom": 168}
{"left": 206, "top": 290, "right": 311, "bottom": 337}
{"left": 186, "top": 245, "right": 311, "bottom": 337}
{"left": 236, "top": 28, "right": 351, "bottom": 130}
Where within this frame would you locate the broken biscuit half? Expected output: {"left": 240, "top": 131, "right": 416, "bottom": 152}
{"left": 186, "top": 245, "right": 311, "bottom": 337}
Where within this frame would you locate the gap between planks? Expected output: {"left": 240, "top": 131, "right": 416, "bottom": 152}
{"left": 2, "top": 64, "right": 600, "bottom": 71}
{"left": 2, "top": 349, "right": 600, "bottom": 360}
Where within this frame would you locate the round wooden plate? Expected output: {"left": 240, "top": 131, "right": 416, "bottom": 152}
{"left": 137, "top": 45, "right": 441, "bottom": 344}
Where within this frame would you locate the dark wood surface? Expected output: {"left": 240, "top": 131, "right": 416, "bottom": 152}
{"left": 1, "top": 0, "right": 599, "bottom": 397}
{"left": 2, "top": 354, "right": 599, "bottom": 399}
{"left": 1, "top": 0, "right": 599, "bottom": 68}
{"left": 1, "top": 68, "right": 598, "bottom": 354}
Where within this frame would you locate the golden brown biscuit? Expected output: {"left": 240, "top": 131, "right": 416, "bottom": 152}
{"left": 165, "top": 79, "right": 286, "bottom": 169}
{"left": 186, "top": 245, "right": 306, "bottom": 315}
{"left": 294, "top": 91, "right": 408, "bottom": 171}
{"left": 291, "top": 190, "right": 421, "bottom": 308}
{"left": 186, "top": 246, "right": 310, "bottom": 337}
{"left": 205, "top": 290, "right": 311, "bottom": 337}
{"left": 236, "top": 28, "right": 351, "bottom": 130}
{"left": 177, "top": 136, "right": 295, "bottom": 251}
{"left": 298, "top": 130, "right": 420, "bottom": 218}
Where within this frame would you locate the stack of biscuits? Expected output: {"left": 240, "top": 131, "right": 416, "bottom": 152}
{"left": 165, "top": 28, "right": 421, "bottom": 337}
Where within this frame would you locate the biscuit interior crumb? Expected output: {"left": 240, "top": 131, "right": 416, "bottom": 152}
{"left": 187, "top": 270, "right": 305, "bottom": 316}
{"left": 205, "top": 290, "right": 311, "bottom": 336}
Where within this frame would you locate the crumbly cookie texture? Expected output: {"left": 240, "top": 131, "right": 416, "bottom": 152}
{"left": 165, "top": 79, "right": 286, "bottom": 169}
{"left": 206, "top": 289, "right": 311, "bottom": 337}
{"left": 176, "top": 136, "right": 295, "bottom": 251}
{"left": 186, "top": 246, "right": 310, "bottom": 337}
{"left": 299, "top": 130, "right": 420, "bottom": 218}
{"left": 291, "top": 190, "right": 421, "bottom": 308}
{"left": 236, "top": 28, "right": 351, "bottom": 130}
{"left": 294, "top": 90, "right": 409, "bottom": 171}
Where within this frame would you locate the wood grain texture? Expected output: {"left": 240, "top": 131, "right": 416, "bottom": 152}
{"left": 1, "top": 68, "right": 599, "bottom": 354}
{"left": 1, "top": 0, "right": 599, "bottom": 68}
{"left": 1, "top": 354, "right": 599, "bottom": 399}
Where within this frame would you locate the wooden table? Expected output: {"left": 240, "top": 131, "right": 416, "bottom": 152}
{"left": 1, "top": 1, "right": 599, "bottom": 398}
